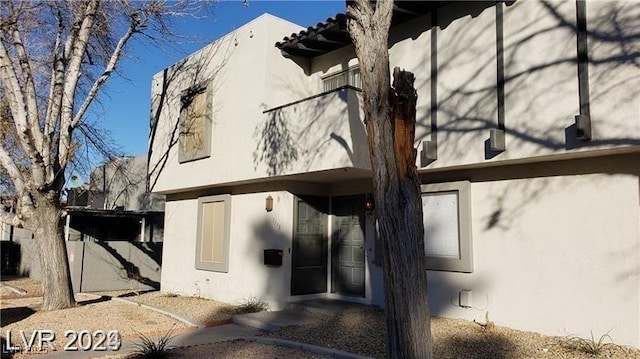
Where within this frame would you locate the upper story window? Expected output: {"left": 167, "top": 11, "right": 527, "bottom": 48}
{"left": 322, "top": 67, "right": 361, "bottom": 92}
{"left": 179, "top": 81, "right": 212, "bottom": 163}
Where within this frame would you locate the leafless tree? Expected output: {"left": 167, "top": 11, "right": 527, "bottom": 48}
{"left": 0, "top": 0, "right": 208, "bottom": 310}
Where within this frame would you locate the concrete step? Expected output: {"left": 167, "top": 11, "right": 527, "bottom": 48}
{"left": 232, "top": 310, "right": 322, "bottom": 332}
{"left": 286, "top": 298, "right": 377, "bottom": 316}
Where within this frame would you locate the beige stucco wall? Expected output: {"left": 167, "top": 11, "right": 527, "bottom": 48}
{"left": 468, "top": 172, "right": 639, "bottom": 346}
{"left": 370, "top": 168, "right": 640, "bottom": 346}
{"left": 306, "top": 1, "right": 639, "bottom": 170}
{"left": 161, "top": 191, "right": 295, "bottom": 309}
{"left": 585, "top": 0, "right": 640, "bottom": 144}
{"left": 160, "top": 165, "right": 640, "bottom": 345}
{"left": 151, "top": 2, "right": 639, "bottom": 196}
{"left": 149, "top": 15, "right": 369, "bottom": 195}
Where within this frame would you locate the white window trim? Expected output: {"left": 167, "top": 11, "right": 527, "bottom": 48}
{"left": 195, "top": 194, "right": 231, "bottom": 272}
{"left": 421, "top": 181, "right": 473, "bottom": 273}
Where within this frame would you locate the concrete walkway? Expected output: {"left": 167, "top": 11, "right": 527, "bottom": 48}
{"left": 24, "top": 297, "right": 373, "bottom": 359}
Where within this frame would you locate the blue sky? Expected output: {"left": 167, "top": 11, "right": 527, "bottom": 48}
{"left": 97, "top": 1, "right": 346, "bottom": 157}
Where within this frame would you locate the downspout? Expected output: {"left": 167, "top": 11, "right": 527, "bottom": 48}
{"left": 140, "top": 217, "right": 146, "bottom": 242}
{"left": 575, "top": 0, "right": 592, "bottom": 141}
{"left": 64, "top": 214, "right": 70, "bottom": 241}
{"left": 103, "top": 164, "right": 107, "bottom": 209}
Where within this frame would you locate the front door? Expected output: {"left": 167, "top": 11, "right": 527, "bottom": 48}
{"left": 331, "top": 196, "right": 366, "bottom": 297}
{"left": 291, "top": 196, "right": 328, "bottom": 295}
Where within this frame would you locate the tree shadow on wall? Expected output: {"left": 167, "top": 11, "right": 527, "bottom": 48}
{"left": 253, "top": 108, "right": 298, "bottom": 176}
{"left": 90, "top": 241, "right": 161, "bottom": 290}
{"left": 147, "top": 39, "right": 233, "bottom": 192}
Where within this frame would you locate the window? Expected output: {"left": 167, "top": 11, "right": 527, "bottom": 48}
{"left": 195, "top": 195, "right": 231, "bottom": 272}
{"left": 179, "top": 81, "right": 212, "bottom": 163}
{"left": 322, "top": 67, "right": 361, "bottom": 92}
{"left": 422, "top": 181, "right": 473, "bottom": 273}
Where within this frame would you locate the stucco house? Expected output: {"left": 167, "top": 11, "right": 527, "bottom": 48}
{"left": 149, "top": 1, "right": 640, "bottom": 347}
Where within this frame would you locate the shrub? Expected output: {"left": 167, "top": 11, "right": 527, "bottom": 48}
{"left": 129, "top": 326, "right": 175, "bottom": 359}
{"left": 236, "top": 296, "right": 269, "bottom": 314}
{"left": 564, "top": 330, "right": 614, "bottom": 356}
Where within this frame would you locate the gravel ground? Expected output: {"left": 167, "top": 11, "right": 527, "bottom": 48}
{"left": 265, "top": 308, "right": 640, "bottom": 359}
{"left": 96, "top": 339, "right": 331, "bottom": 359}
{"left": 162, "top": 339, "right": 331, "bottom": 358}
{"left": 1, "top": 294, "right": 190, "bottom": 359}
{"left": 97, "top": 290, "right": 237, "bottom": 325}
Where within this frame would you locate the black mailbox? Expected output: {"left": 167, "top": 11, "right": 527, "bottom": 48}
{"left": 264, "top": 249, "right": 283, "bottom": 267}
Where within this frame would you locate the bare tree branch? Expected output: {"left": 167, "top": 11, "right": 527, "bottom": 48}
{"left": 0, "top": 35, "right": 47, "bottom": 187}
{"left": 0, "top": 137, "right": 25, "bottom": 193}
{"left": 71, "top": 16, "right": 137, "bottom": 129}
{"left": 59, "top": 0, "right": 99, "bottom": 170}
{"left": 9, "top": 24, "right": 44, "bottom": 157}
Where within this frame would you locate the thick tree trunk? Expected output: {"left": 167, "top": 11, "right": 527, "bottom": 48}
{"left": 375, "top": 69, "right": 433, "bottom": 359}
{"left": 31, "top": 194, "right": 75, "bottom": 310}
{"left": 347, "top": 2, "right": 433, "bottom": 357}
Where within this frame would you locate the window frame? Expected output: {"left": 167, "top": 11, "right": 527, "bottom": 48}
{"left": 195, "top": 194, "right": 231, "bottom": 272}
{"left": 178, "top": 80, "right": 213, "bottom": 163}
{"left": 421, "top": 181, "right": 473, "bottom": 273}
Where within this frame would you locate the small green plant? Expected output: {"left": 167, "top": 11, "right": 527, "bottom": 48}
{"left": 564, "top": 330, "right": 614, "bottom": 356}
{"left": 162, "top": 291, "right": 179, "bottom": 298}
{"left": 236, "top": 296, "right": 269, "bottom": 314}
{"left": 129, "top": 325, "right": 176, "bottom": 359}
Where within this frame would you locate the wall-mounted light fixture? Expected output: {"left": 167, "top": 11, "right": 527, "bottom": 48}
{"left": 365, "top": 194, "right": 375, "bottom": 212}
{"left": 265, "top": 195, "right": 273, "bottom": 212}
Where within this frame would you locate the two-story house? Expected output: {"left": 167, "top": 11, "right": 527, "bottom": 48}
{"left": 149, "top": 1, "right": 640, "bottom": 347}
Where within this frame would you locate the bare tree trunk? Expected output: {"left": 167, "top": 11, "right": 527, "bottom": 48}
{"left": 347, "top": 2, "right": 433, "bottom": 357}
{"left": 0, "top": 0, "right": 209, "bottom": 312}
{"left": 376, "top": 69, "right": 433, "bottom": 359}
{"left": 32, "top": 195, "right": 75, "bottom": 310}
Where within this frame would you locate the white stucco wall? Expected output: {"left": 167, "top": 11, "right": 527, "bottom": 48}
{"left": 369, "top": 170, "right": 640, "bottom": 347}
{"left": 161, "top": 191, "right": 294, "bottom": 310}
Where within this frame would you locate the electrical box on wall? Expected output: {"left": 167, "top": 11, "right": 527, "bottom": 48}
{"left": 459, "top": 290, "right": 473, "bottom": 308}
{"left": 264, "top": 249, "right": 283, "bottom": 267}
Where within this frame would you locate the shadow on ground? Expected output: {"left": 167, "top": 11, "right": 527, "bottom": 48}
{"left": 0, "top": 307, "right": 36, "bottom": 327}
{"left": 434, "top": 332, "right": 517, "bottom": 359}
